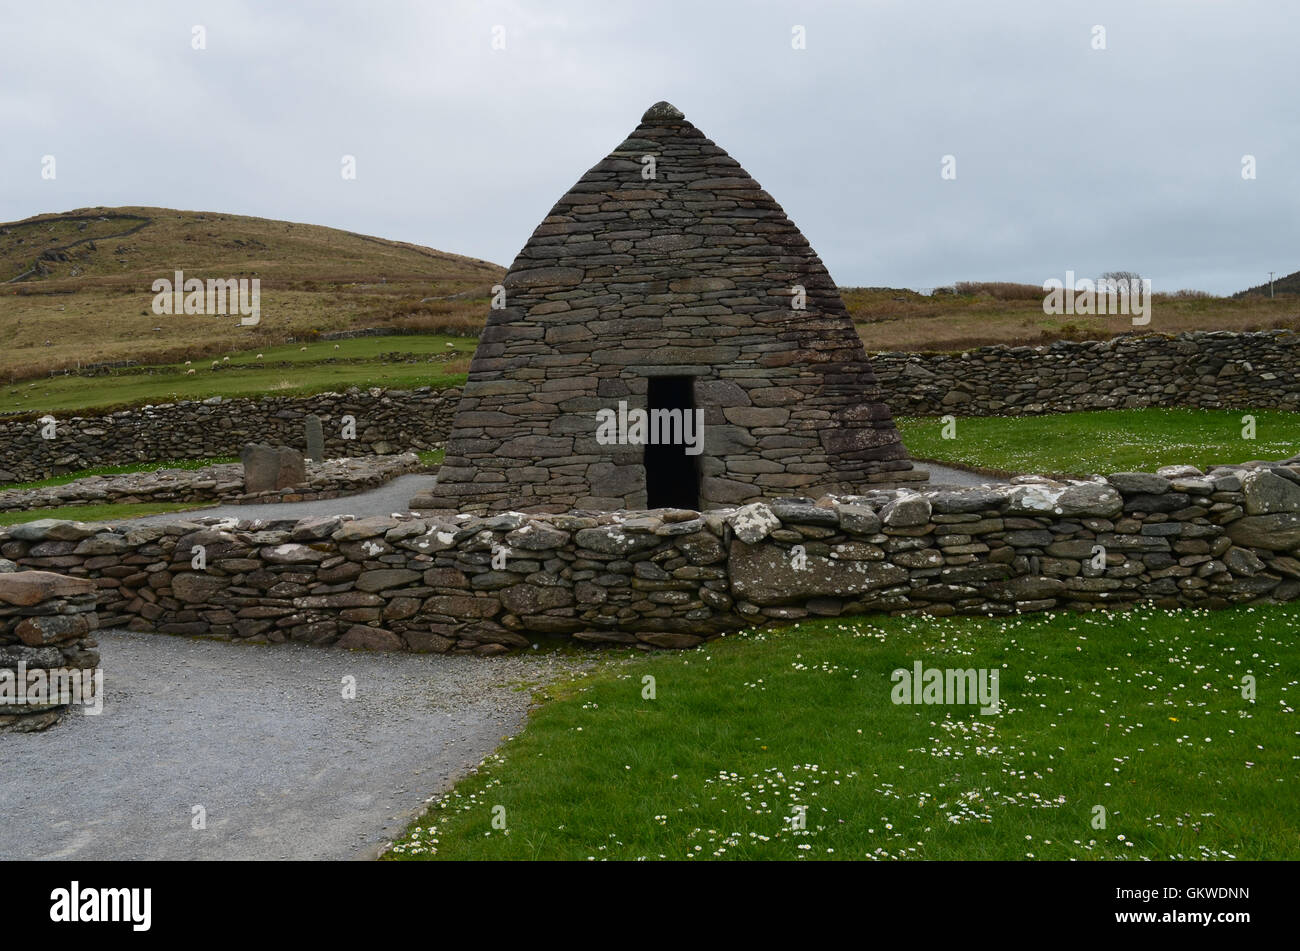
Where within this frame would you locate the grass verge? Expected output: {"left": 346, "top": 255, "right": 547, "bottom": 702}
{"left": 0, "top": 502, "right": 215, "bottom": 526}
{"left": 897, "top": 408, "right": 1300, "bottom": 476}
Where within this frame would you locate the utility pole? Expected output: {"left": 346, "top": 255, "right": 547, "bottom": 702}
{"left": 1269, "top": 271, "right": 1275, "bottom": 298}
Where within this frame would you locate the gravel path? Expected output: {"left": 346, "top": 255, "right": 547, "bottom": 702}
{"left": 118, "top": 467, "right": 1005, "bottom": 527}
{"left": 123, "top": 473, "right": 439, "bottom": 526}
{"left": 0, "top": 630, "right": 602, "bottom": 861}
{"left": 919, "top": 462, "right": 1011, "bottom": 488}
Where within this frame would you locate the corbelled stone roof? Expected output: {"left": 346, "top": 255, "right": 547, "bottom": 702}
{"left": 430, "top": 102, "right": 921, "bottom": 513}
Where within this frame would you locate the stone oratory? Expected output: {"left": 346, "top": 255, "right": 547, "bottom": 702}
{"left": 427, "top": 101, "right": 924, "bottom": 514}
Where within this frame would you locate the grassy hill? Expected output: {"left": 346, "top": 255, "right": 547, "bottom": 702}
{"left": 1234, "top": 269, "right": 1300, "bottom": 299}
{"left": 846, "top": 282, "right": 1300, "bottom": 353}
{"left": 4, "top": 206, "right": 1298, "bottom": 395}
{"left": 0, "top": 206, "right": 504, "bottom": 381}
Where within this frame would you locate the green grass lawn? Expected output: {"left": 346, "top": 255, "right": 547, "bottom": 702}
{"left": 899, "top": 408, "right": 1300, "bottom": 476}
{"left": 0, "top": 501, "right": 215, "bottom": 525}
{"left": 0, "top": 334, "right": 474, "bottom": 416}
{"left": 383, "top": 603, "right": 1298, "bottom": 861}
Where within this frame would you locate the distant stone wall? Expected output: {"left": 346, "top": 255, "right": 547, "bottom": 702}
{"left": 871, "top": 330, "right": 1300, "bottom": 416}
{"left": 0, "top": 387, "right": 460, "bottom": 484}
{"left": 3, "top": 460, "right": 1297, "bottom": 654}
{"left": 2, "top": 330, "right": 1297, "bottom": 487}
{"left": 0, "top": 454, "right": 424, "bottom": 513}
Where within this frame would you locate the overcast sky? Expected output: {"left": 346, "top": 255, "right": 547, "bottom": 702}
{"left": 3, "top": 0, "right": 1295, "bottom": 295}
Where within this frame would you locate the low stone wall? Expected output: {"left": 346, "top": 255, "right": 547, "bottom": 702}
{"left": 871, "top": 330, "right": 1300, "bottom": 416}
{"left": 0, "top": 387, "right": 460, "bottom": 484}
{"left": 1, "top": 460, "right": 1297, "bottom": 654}
{"left": 0, "top": 567, "right": 101, "bottom": 732}
{"left": 4, "top": 331, "right": 1297, "bottom": 486}
{"left": 0, "top": 454, "right": 425, "bottom": 513}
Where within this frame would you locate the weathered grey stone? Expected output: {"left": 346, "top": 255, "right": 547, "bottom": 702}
{"left": 499, "top": 584, "right": 573, "bottom": 614}
{"left": 1241, "top": 469, "right": 1300, "bottom": 515}
{"left": 305, "top": 414, "right": 324, "bottom": 462}
{"left": 929, "top": 489, "right": 1006, "bottom": 514}
{"left": 1107, "top": 472, "right": 1170, "bottom": 495}
{"left": 333, "top": 516, "right": 400, "bottom": 542}
{"left": 171, "top": 572, "right": 227, "bottom": 603}
{"left": 881, "top": 495, "right": 932, "bottom": 528}
{"left": 769, "top": 501, "right": 838, "bottom": 526}
{"left": 72, "top": 533, "right": 131, "bottom": 556}
{"left": 729, "top": 541, "right": 909, "bottom": 604}
{"left": 1226, "top": 513, "right": 1300, "bottom": 551}
{"left": 260, "top": 543, "right": 327, "bottom": 565}
{"left": 725, "top": 503, "right": 781, "bottom": 544}
{"left": 836, "top": 503, "right": 881, "bottom": 535}
{"left": 0, "top": 571, "right": 96, "bottom": 606}
{"left": 14, "top": 613, "right": 91, "bottom": 646}
{"left": 356, "top": 569, "right": 421, "bottom": 592}
{"left": 5, "top": 520, "right": 102, "bottom": 542}
{"left": 574, "top": 525, "right": 661, "bottom": 555}
{"left": 504, "top": 523, "right": 570, "bottom": 550}
{"left": 1224, "top": 547, "right": 1266, "bottom": 575}
{"left": 241, "top": 444, "right": 307, "bottom": 493}
{"left": 335, "top": 625, "right": 404, "bottom": 651}
{"left": 1007, "top": 482, "right": 1122, "bottom": 518}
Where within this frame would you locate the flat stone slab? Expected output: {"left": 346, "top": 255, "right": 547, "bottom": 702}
{"left": 0, "top": 570, "right": 96, "bottom": 606}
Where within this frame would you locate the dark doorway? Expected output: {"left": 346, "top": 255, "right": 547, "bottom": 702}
{"left": 644, "top": 376, "right": 700, "bottom": 509}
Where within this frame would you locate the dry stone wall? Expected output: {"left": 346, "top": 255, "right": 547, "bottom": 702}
{"left": 3, "top": 460, "right": 1298, "bottom": 654}
{"left": 2, "top": 331, "right": 1295, "bottom": 487}
{"left": 873, "top": 330, "right": 1300, "bottom": 416}
{"left": 0, "top": 454, "right": 423, "bottom": 513}
{"left": 0, "top": 387, "right": 459, "bottom": 484}
{"left": 0, "top": 567, "right": 101, "bottom": 732}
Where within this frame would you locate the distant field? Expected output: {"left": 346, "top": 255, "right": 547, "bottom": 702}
{"left": 846, "top": 285, "right": 1300, "bottom": 353}
{"left": 5, "top": 209, "right": 1297, "bottom": 411}
{"left": 899, "top": 408, "right": 1300, "bottom": 476}
{"left": 0, "top": 335, "right": 474, "bottom": 415}
{"left": 0, "top": 206, "right": 503, "bottom": 382}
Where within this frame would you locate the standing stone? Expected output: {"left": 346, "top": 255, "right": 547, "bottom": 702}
{"left": 305, "top": 414, "right": 325, "bottom": 462}
{"left": 242, "top": 444, "right": 307, "bottom": 493}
